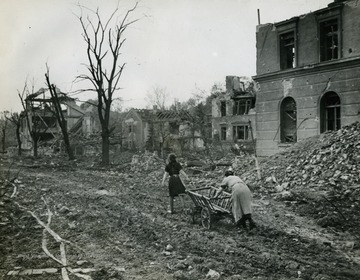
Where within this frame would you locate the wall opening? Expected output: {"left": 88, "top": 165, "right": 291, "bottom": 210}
{"left": 320, "top": 91, "right": 341, "bottom": 132}
{"left": 319, "top": 18, "right": 339, "bottom": 61}
{"left": 220, "top": 126, "right": 227, "bottom": 141}
{"left": 233, "top": 99, "right": 253, "bottom": 115}
{"left": 232, "top": 124, "right": 249, "bottom": 141}
{"left": 280, "top": 97, "right": 297, "bottom": 143}
{"left": 279, "top": 31, "right": 295, "bottom": 69}
{"left": 220, "top": 101, "right": 226, "bottom": 117}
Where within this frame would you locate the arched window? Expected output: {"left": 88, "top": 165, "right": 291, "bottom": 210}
{"left": 320, "top": 92, "right": 341, "bottom": 132}
{"left": 280, "top": 97, "right": 297, "bottom": 143}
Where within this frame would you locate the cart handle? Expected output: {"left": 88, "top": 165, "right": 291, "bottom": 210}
{"left": 186, "top": 186, "right": 212, "bottom": 191}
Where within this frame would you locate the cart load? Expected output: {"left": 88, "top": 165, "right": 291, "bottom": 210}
{"left": 186, "top": 186, "right": 233, "bottom": 229}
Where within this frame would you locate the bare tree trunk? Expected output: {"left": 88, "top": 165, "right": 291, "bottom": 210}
{"left": 16, "top": 125, "right": 21, "bottom": 156}
{"left": 77, "top": 3, "right": 139, "bottom": 166}
{"left": 1, "top": 122, "right": 6, "bottom": 153}
{"left": 101, "top": 131, "right": 110, "bottom": 165}
{"left": 45, "top": 70, "right": 75, "bottom": 160}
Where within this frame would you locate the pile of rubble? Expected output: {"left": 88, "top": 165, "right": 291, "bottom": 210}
{"left": 251, "top": 121, "right": 360, "bottom": 231}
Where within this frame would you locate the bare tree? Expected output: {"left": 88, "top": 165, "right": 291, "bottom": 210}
{"left": 18, "top": 82, "right": 46, "bottom": 158}
{"left": 146, "top": 85, "right": 170, "bottom": 110}
{"left": 0, "top": 112, "right": 9, "bottom": 153}
{"left": 76, "top": 3, "right": 139, "bottom": 165}
{"left": 45, "top": 67, "right": 75, "bottom": 160}
{"left": 6, "top": 112, "right": 24, "bottom": 156}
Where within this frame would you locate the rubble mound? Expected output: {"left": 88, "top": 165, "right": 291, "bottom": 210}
{"left": 254, "top": 121, "right": 360, "bottom": 232}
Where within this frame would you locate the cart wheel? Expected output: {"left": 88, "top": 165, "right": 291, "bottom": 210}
{"left": 201, "top": 208, "right": 211, "bottom": 229}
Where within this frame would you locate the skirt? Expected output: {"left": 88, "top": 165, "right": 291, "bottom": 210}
{"left": 168, "top": 175, "right": 186, "bottom": 198}
{"left": 231, "top": 182, "right": 252, "bottom": 223}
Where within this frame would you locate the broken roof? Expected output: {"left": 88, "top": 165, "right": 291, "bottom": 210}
{"left": 25, "top": 87, "right": 73, "bottom": 103}
{"left": 155, "top": 110, "right": 193, "bottom": 122}
{"left": 128, "top": 108, "right": 193, "bottom": 123}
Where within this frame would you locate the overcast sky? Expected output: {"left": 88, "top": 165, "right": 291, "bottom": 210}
{"left": 0, "top": 0, "right": 332, "bottom": 113}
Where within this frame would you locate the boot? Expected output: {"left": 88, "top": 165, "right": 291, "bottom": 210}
{"left": 236, "top": 217, "right": 247, "bottom": 229}
{"left": 244, "top": 214, "right": 256, "bottom": 230}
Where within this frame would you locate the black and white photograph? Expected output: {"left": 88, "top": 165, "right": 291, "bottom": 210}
{"left": 1, "top": 0, "right": 360, "bottom": 279}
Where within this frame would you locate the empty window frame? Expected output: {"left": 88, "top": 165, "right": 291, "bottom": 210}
{"left": 280, "top": 97, "right": 297, "bottom": 143}
{"left": 279, "top": 31, "right": 295, "bottom": 70}
{"left": 320, "top": 92, "right": 341, "bottom": 132}
{"left": 319, "top": 18, "right": 340, "bottom": 61}
{"left": 128, "top": 140, "right": 133, "bottom": 149}
{"left": 220, "top": 126, "right": 227, "bottom": 141}
{"left": 169, "top": 122, "right": 179, "bottom": 134}
{"left": 128, "top": 125, "right": 133, "bottom": 133}
{"left": 232, "top": 125, "right": 249, "bottom": 141}
{"left": 220, "top": 101, "right": 226, "bottom": 117}
{"left": 233, "top": 99, "right": 252, "bottom": 115}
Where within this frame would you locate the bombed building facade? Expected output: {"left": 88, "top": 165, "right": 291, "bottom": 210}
{"left": 211, "top": 76, "right": 256, "bottom": 152}
{"left": 122, "top": 108, "right": 202, "bottom": 155}
{"left": 253, "top": 0, "right": 360, "bottom": 156}
{"left": 20, "top": 88, "right": 96, "bottom": 153}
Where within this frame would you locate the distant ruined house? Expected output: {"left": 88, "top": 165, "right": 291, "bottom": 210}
{"left": 211, "top": 75, "right": 256, "bottom": 152}
{"left": 253, "top": 0, "right": 360, "bottom": 156}
{"left": 20, "top": 87, "right": 96, "bottom": 153}
{"left": 122, "top": 108, "right": 200, "bottom": 155}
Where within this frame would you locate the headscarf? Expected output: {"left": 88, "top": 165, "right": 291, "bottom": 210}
{"left": 224, "top": 168, "right": 234, "bottom": 177}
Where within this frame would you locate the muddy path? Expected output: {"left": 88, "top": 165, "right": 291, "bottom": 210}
{"left": 1, "top": 165, "right": 360, "bottom": 280}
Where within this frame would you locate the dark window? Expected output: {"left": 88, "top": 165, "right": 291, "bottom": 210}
{"left": 280, "top": 97, "right": 297, "bottom": 143}
{"left": 33, "top": 116, "right": 57, "bottom": 130}
{"left": 320, "top": 92, "right": 341, "bottom": 132}
{"left": 233, "top": 99, "right": 252, "bottom": 115}
{"left": 128, "top": 125, "right": 133, "bottom": 133}
{"left": 220, "top": 126, "right": 227, "bottom": 140}
{"left": 232, "top": 125, "right": 249, "bottom": 140}
{"left": 280, "top": 31, "right": 295, "bottom": 69}
{"left": 220, "top": 101, "right": 226, "bottom": 117}
{"left": 320, "top": 18, "right": 339, "bottom": 61}
{"left": 169, "top": 122, "right": 179, "bottom": 134}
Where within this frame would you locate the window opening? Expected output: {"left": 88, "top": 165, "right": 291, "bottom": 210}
{"left": 280, "top": 31, "right": 295, "bottom": 69}
{"left": 220, "top": 126, "right": 227, "bottom": 141}
{"left": 320, "top": 18, "right": 339, "bottom": 61}
{"left": 233, "top": 99, "right": 252, "bottom": 115}
{"left": 320, "top": 92, "right": 341, "bottom": 132}
{"left": 232, "top": 125, "right": 249, "bottom": 140}
{"left": 220, "top": 101, "right": 226, "bottom": 117}
{"left": 280, "top": 97, "right": 297, "bottom": 143}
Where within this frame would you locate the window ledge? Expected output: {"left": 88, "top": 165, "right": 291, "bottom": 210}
{"left": 278, "top": 143, "right": 295, "bottom": 148}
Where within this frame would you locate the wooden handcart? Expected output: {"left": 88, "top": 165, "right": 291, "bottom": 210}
{"left": 186, "top": 186, "right": 233, "bottom": 229}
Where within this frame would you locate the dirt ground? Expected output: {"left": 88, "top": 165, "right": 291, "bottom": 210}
{"left": 1, "top": 152, "right": 360, "bottom": 280}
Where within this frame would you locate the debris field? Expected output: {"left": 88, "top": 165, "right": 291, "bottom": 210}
{"left": 1, "top": 122, "right": 360, "bottom": 279}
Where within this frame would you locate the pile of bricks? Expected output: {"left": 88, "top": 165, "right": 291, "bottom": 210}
{"left": 250, "top": 121, "right": 360, "bottom": 230}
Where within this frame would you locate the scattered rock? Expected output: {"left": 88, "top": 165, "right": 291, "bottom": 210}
{"left": 166, "top": 244, "right": 174, "bottom": 251}
{"left": 206, "top": 269, "right": 220, "bottom": 279}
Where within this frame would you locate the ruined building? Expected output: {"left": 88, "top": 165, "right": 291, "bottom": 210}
{"left": 122, "top": 108, "right": 200, "bottom": 154}
{"left": 20, "top": 88, "right": 95, "bottom": 153}
{"left": 253, "top": 0, "right": 360, "bottom": 156}
{"left": 211, "top": 76, "right": 256, "bottom": 152}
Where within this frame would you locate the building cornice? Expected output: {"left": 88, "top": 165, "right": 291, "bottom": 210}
{"left": 253, "top": 57, "right": 360, "bottom": 82}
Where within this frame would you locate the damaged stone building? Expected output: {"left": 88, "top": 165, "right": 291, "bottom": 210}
{"left": 253, "top": 0, "right": 360, "bottom": 156}
{"left": 123, "top": 108, "right": 201, "bottom": 154}
{"left": 20, "top": 87, "right": 95, "bottom": 153}
{"left": 211, "top": 76, "right": 256, "bottom": 152}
